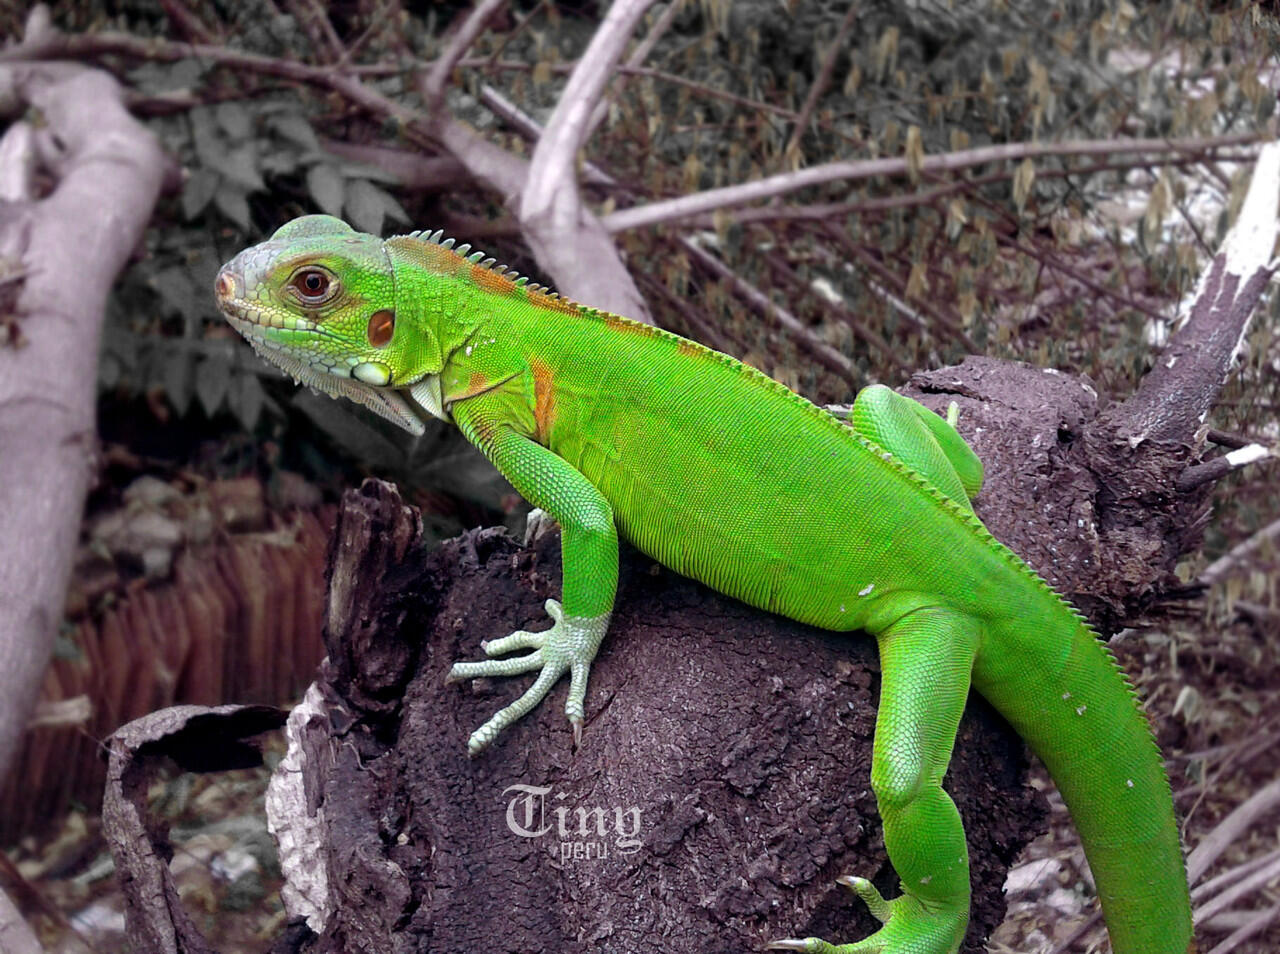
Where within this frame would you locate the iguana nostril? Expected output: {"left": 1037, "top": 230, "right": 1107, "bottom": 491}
{"left": 214, "top": 270, "right": 241, "bottom": 299}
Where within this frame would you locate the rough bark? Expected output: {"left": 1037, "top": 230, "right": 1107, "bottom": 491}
{"left": 102, "top": 704, "right": 287, "bottom": 954}
{"left": 908, "top": 143, "right": 1278, "bottom": 628}
{"left": 107, "top": 480, "right": 1043, "bottom": 954}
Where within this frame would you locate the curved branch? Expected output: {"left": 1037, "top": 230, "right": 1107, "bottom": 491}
{"left": 1109, "top": 140, "right": 1279, "bottom": 446}
{"left": 517, "top": 0, "right": 655, "bottom": 318}
{"left": 602, "top": 133, "right": 1262, "bottom": 233}
{"left": 421, "top": 0, "right": 508, "bottom": 110}
{"left": 0, "top": 61, "right": 169, "bottom": 785}
{"left": 781, "top": 3, "right": 858, "bottom": 164}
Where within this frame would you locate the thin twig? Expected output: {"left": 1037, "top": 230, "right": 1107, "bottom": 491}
{"left": 1200, "top": 517, "right": 1280, "bottom": 585}
{"left": 1185, "top": 774, "right": 1280, "bottom": 884}
{"left": 781, "top": 2, "right": 858, "bottom": 165}
{"left": 318, "top": 137, "right": 471, "bottom": 191}
{"left": 284, "top": 0, "right": 344, "bottom": 64}
{"left": 335, "top": 1, "right": 400, "bottom": 67}
{"left": 1044, "top": 910, "right": 1103, "bottom": 954}
{"left": 1177, "top": 444, "right": 1272, "bottom": 493}
{"left": 1192, "top": 847, "right": 1280, "bottom": 902}
{"left": 1207, "top": 428, "right": 1261, "bottom": 450}
{"left": 483, "top": 0, "right": 545, "bottom": 69}
{"left": 1204, "top": 904, "right": 1280, "bottom": 954}
{"left": 429, "top": 57, "right": 801, "bottom": 119}
{"left": 759, "top": 248, "right": 906, "bottom": 374}
{"left": 827, "top": 227, "right": 979, "bottom": 352}
{"left": 1194, "top": 853, "right": 1280, "bottom": 925}
{"left": 477, "top": 84, "right": 618, "bottom": 187}
{"left": 994, "top": 228, "right": 1171, "bottom": 326}
{"left": 601, "top": 133, "right": 1261, "bottom": 233}
{"left": 679, "top": 237, "right": 859, "bottom": 383}
{"left": 422, "top": 0, "right": 508, "bottom": 110}
{"left": 587, "top": 0, "right": 686, "bottom": 135}
{"left": 651, "top": 153, "right": 1259, "bottom": 229}
{"left": 157, "top": 0, "right": 216, "bottom": 43}
{"left": 635, "top": 269, "right": 734, "bottom": 354}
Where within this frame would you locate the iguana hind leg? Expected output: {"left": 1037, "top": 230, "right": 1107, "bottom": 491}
{"left": 849, "top": 385, "right": 983, "bottom": 509}
{"left": 771, "top": 605, "right": 980, "bottom": 954}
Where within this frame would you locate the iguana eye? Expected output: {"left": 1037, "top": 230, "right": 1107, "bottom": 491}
{"left": 289, "top": 267, "right": 335, "bottom": 303}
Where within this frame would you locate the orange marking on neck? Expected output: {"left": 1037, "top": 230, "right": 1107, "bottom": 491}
{"left": 388, "top": 236, "right": 462, "bottom": 271}
{"left": 471, "top": 264, "right": 516, "bottom": 295}
{"left": 529, "top": 357, "right": 557, "bottom": 444}
{"left": 529, "top": 290, "right": 580, "bottom": 315}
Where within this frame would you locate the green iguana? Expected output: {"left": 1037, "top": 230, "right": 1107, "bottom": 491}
{"left": 215, "top": 214, "right": 1195, "bottom": 954}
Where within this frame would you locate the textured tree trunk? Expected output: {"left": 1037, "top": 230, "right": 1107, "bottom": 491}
{"left": 108, "top": 480, "right": 1044, "bottom": 954}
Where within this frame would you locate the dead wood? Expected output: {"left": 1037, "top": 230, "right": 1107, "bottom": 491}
{"left": 0, "top": 7, "right": 171, "bottom": 835}
{"left": 102, "top": 704, "right": 287, "bottom": 954}
{"left": 107, "top": 479, "right": 1042, "bottom": 954}
{"left": 100, "top": 145, "right": 1279, "bottom": 954}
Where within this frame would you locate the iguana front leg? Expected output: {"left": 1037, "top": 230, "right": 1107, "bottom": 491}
{"left": 445, "top": 395, "right": 618, "bottom": 754}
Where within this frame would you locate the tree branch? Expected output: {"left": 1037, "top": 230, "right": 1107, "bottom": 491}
{"left": 781, "top": 2, "right": 858, "bottom": 165}
{"left": 678, "top": 237, "right": 859, "bottom": 383}
{"left": 421, "top": 0, "right": 508, "bottom": 110}
{"left": 1200, "top": 515, "right": 1280, "bottom": 586}
{"left": 517, "top": 0, "right": 655, "bottom": 317}
{"left": 1110, "top": 140, "right": 1279, "bottom": 446}
{"left": 585, "top": 0, "right": 685, "bottom": 136}
{"left": 522, "top": 0, "right": 655, "bottom": 223}
{"left": 602, "top": 133, "right": 1262, "bottom": 233}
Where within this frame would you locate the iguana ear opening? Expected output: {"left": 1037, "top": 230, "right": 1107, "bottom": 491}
{"left": 367, "top": 309, "right": 395, "bottom": 347}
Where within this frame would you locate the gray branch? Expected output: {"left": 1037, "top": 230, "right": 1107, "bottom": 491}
{"left": 517, "top": 0, "right": 655, "bottom": 317}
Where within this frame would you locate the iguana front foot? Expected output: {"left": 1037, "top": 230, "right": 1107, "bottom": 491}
{"left": 767, "top": 876, "right": 965, "bottom": 954}
{"left": 446, "top": 599, "right": 610, "bottom": 754}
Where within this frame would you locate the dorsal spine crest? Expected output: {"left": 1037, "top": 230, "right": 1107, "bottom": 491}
{"left": 384, "top": 227, "right": 1108, "bottom": 666}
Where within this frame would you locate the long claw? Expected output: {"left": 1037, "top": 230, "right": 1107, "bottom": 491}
{"left": 483, "top": 629, "right": 546, "bottom": 656}
{"left": 765, "top": 940, "right": 828, "bottom": 953}
{"left": 566, "top": 661, "right": 591, "bottom": 724}
{"left": 465, "top": 664, "right": 563, "bottom": 755}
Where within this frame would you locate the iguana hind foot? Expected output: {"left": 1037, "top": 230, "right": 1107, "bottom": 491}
{"left": 766, "top": 876, "right": 965, "bottom": 954}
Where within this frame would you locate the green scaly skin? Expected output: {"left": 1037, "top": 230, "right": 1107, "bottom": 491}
{"left": 215, "top": 215, "right": 1196, "bottom": 954}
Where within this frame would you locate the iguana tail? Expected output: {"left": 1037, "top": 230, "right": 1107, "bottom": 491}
{"left": 975, "top": 615, "right": 1195, "bottom": 954}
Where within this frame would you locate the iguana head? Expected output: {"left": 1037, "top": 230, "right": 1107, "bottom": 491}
{"left": 214, "top": 214, "right": 446, "bottom": 435}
